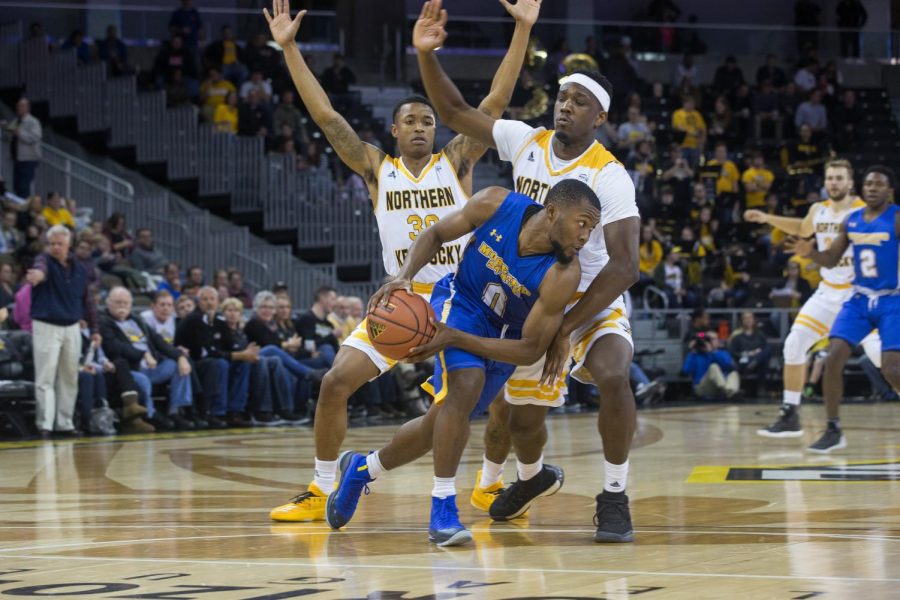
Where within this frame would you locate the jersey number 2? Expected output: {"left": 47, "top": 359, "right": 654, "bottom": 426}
{"left": 482, "top": 283, "right": 508, "bottom": 318}
{"left": 859, "top": 249, "right": 879, "bottom": 278}
{"left": 408, "top": 214, "right": 439, "bottom": 241}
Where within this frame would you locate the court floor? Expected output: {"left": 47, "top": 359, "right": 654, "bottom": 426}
{"left": 1, "top": 403, "right": 898, "bottom": 599}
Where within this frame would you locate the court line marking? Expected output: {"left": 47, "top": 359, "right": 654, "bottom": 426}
{"left": 1, "top": 526, "right": 898, "bottom": 553}
{"left": 0, "top": 553, "right": 898, "bottom": 584}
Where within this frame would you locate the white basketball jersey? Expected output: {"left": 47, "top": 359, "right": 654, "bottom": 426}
{"left": 374, "top": 153, "right": 469, "bottom": 284}
{"left": 493, "top": 121, "right": 639, "bottom": 293}
{"left": 813, "top": 198, "right": 866, "bottom": 286}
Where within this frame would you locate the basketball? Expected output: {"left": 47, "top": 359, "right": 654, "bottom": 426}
{"left": 367, "top": 290, "right": 437, "bottom": 360}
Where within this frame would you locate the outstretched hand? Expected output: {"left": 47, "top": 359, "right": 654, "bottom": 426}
{"left": 499, "top": 0, "right": 542, "bottom": 26}
{"left": 413, "top": 0, "right": 448, "bottom": 53}
{"left": 784, "top": 235, "right": 814, "bottom": 257}
{"left": 263, "top": 0, "right": 306, "bottom": 47}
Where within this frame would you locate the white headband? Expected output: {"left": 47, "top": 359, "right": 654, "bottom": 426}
{"left": 559, "top": 73, "right": 611, "bottom": 112}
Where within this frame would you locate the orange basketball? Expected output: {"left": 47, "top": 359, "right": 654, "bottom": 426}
{"left": 367, "top": 289, "right": 436, "bottom": 360}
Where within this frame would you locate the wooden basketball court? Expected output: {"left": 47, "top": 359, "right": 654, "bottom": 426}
{"left": 1, "top": 404, "right": 898, "bottom": 599}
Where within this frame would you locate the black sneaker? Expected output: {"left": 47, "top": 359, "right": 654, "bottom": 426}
{"left": 807, "top": 425, "right": 847, "bottom": 454}
{"left": 169, "top": 413, "right": 196, "bottom": 431}
{"left": 253, "top": 411, "right": 283, "bottom": 426}
{"left": 489, "top": 464, "right": 564, "bottom": 521}
{"left": 594, "top": 491, "right": 634, "bottom": 543}
{"left": 227, "top": 411, "right": 253, "bottom": 427}
{"left": 192, "top": 416, "right": 209, "bottom": 430}
{"left": 149, "top": 414, "right": 174, "bottom": 431}
{"left": 278, "top": 411, "right": 310, "bottom": 425}
{"left": 207, "top": 415, "right": 228, "bottom": 429}
{"left": 757, "top": 406, "right": 803, "bottom": 438}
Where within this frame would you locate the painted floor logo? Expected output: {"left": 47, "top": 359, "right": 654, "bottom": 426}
{"left": 688, "top": 460, "right": 900, "bottom": 483}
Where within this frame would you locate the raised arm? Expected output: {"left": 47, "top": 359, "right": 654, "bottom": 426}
{"left": 441, "top": 0, "right": 541, "bottom": 176}
{"left": 265, "top": 0, "right": 383, "bottom": 188}
{"left": 414, "top": 0, "right": 497, "bottom": 148}
{"left": 744, "top": 204, "right": 816, "bottom": 237}
{"left": 368, "top": 186, "right": 507, "bottom": 309}
{"left": 785, "top": 219, "right": 848, "bottom": 269}
{"left": 408, "top": 261, "right": 581, "bottom": 365}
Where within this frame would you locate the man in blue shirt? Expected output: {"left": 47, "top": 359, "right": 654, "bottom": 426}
{"left": 682, "top": 332, "right": 741, "bottom": 400}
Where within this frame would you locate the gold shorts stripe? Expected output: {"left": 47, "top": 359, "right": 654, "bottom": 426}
{"left": 506, "top": 387, "right": 562, "bottom": 401}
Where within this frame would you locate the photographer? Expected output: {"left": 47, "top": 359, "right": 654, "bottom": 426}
{"left": 682, "top": 332, "right": 741, "bottom": 400}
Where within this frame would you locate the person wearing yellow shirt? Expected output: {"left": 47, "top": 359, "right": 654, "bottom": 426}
{"left": 213, "top": 91, "right": 239, "bottom": 134}
{"left": 741, "top": 152, "right": 774, "bottom": 209}
{"left": 199, "top": 67, "right": 236, "bottom": 121}
{"left": 671, "top": 96, "right": 706, "bottom": 167}
{"left": 705, "top": 142, "right": 740, "bottom": 196}
{"left": 638, "top": 224, "right": 663, "bottom": 281}
{"left": 41, "top": 192, "right": 75, "bottom": 228}
{"left": 788, "top": 254, "right": 822, "bottom": 290}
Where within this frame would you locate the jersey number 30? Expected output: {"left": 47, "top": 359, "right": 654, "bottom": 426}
{"left": 859, "top": 249, "right": 879, "bottom": 278}
{"left": 482, "top": 283, "right": 508, "bottom": 318}
{"left": 408, "top": 214, "right": 439, "bottom": 241}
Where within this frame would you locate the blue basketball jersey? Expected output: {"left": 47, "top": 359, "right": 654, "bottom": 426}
{"left": 846, "top": 204, "right": 900, "bottom": 294}
{"left": 453, "top": 192, "right": 558, "bottom": 330}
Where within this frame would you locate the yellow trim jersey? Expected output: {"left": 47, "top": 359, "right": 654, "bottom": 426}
{"left": 492, "top": 120, "right": 639, "bottom": 293}
{"left": 374, "top": 152, "right": 470, "bottom": 284}
{"left": 812, "top": 198, "right": 866, "bottom": 287}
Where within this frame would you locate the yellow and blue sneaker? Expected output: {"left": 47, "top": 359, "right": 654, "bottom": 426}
{"left": 470, "top": 469, "right": 505, "bottom": 512}
{"left": 429, "top": 495, "right": 472, "bottom": 547}
{"left": 269, "top": 482, "right": 329, "bottom": 522}
{"left": 325, "top": 451, "right": 373, "bottom": 529}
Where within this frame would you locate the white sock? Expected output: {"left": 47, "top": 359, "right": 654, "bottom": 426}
{"left": 365, "top": 451, "right": 385, "bottom": 479}
{"left": 784, "top": 390, "right": 802, "bottom": 406}
{"left": 432, "top": 476, "right": 456, "bottom": 498}
{"left": 517, "top": 455, "right": 544, "bottom": 481}
{"left": 313, "top": 458, "right": 338, "bottom": 493}
{"left": 479, "top": 456, "right": 504, "bottom": 488}
{"left": 604, "top": 459, "right": 629, "bottom": 493}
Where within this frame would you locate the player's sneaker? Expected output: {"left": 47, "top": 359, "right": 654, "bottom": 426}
{"left": 807, "top": 425, "right": 847, "bottom": 454}
{"left": 594, "top": 491, "right": 634, "bottom": 543}
{"left": 428, "top": 495, "right": 472, "bottom": 547}
{"left": 470, "top": 470, "right": 505, "bottom": 512}
{"left": 325, "top": 451, "right": 373, "bottom": 529}
{"left": 489, "top": 464, "right": 564, "bottom": 521}
{"left": 757, "top": 405, "right": 804, "bottom": 438}
{"left": 269, "top": 482, "right": 329, "bottom": 522}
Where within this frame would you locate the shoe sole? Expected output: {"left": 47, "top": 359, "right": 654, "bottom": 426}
{"left": 269, "top": 510, "right": 325, "bottom": 522}
{"left": 490, "top": 466, "right": 564, "bottom": 521}
{"left": 807, "top": 437, "right": 847, "bottom": 454}
{"left": 430, "top": 529, "right": 473, "bottom": 547}
{"left": 595, "top": 529, "right": 634, "bottom": 543}
{"left": 325, "top": 450, "right": 355, "bottom": 529}
{"left": 756, "top": 429, "right": 804, "bottom": 438}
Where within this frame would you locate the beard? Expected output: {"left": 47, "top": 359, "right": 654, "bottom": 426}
{"left": 554, "top": 129, "right": 571, "bottom": 144}
{"left": 551, "top": 240, "right": 573, "bottom": 264}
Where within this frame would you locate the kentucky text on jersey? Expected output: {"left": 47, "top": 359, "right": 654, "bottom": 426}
{"left": 384, "top": 187, "right": 458, "bottom": 211}
{"left": 515, "top": 176, "right": 551, "bottom": 204}
{"left": 394, "top": 243, "right": 464, "bottom": 267}
{"left": 478, "top": 241, "right": 532, "bottom": 298}
{"left": 815, "top": 222, "right": 843, "bottom": 233}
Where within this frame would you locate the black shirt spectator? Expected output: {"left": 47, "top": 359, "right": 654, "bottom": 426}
{"left": 756, "top": 55, "right": 788, "bottom": 89}
{"left": 244, "top": 315, "right": 285, "bottom": 348}
{"left": 152, "top": 34, "right": 198, "bottom": 83}
{"left": 294, "top": 310, "right": 339, "bottom": 351}
{"left": 175, "top": 308, "right": 239, "bottom": 361}
{"left": 320, "top": 54, "right": 356, "bottom": 96}
{"left": 31, "top": 250, "right": 96, "bottom": 331}
{"left": 169, "top": 0, "right": 202, "bottom": 48}
{"left": 96, "top": 25, "right": 130, "bottom": 76}
{"left": 238, "top": 90, "right": 273, "bottom": 136}
{"left": 712, "top": 56, "right": 744, "bottom": 95}
{"left": 245, "top": 32, "right": 280, "bottom": 80}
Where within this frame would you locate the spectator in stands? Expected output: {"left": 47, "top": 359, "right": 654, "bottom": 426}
{"left": 205, "top": 25, "right": 248, "bottom": 85}
{"left": 756, "top": 54, "right": 788, "bottom": 89}
{"left": 794, "top": 0, "right": 821, "bottom": 52}
{"left": 625, "top": 139, "right": 656, "bottom": 211}
{"left": 837, "top": 0, "right": 868, "bottom": 58}
{"left": 638, "top": 224, "right": 663, "bottom": 289}
{"left": 200, "top": 67, "right": 237, "bottom": 122}
{"left": 672, "top": 96, "right": 705, "bottom": 167}
{"left": 240, "top": 70, "right": 273, "bottom": 105}
{"left": 604, "top": 41, "right": 642, "bottom": 108}
{"left": 226, "top": 269, "right": 252, "bottom": 307}
{"left": 793, "top": 58, "right": 818, "bottom": 92}
{"left": 101, "top": 286, "right": 194, "bottom": 430}
{"left": 661, "top": 148, "right": 695, "bottom": 204}
{"left": 706, "top": 142, "right": 740, "bottom": 198}
{"left": 295, "top": 285, "right": 339, "bottom": 365}
{"left": 96, "top": 25, "right": 131, "bottom": 77}
{"left": 6, "top": 98, "right": 42, "bottom": 199}
{"left": 320, "top": 53, "right": 356, "bottom": 97}
{"left": 753, "top": 79, "right": 782, "bottom": 139}
{"left": 41, "top": 192, "right": 74, "bottom": 229}
{"left": 0, "top": 263, "right": 15, "bottom": 307}
{"left": 706, "top": 96, "right": 735, "bottom": 150}
{"left": 14, "top": 195, "right": 42, "bottom": 233}
{"left": 238, "top": 89, "right": 273, "bottom": 137}
{"left": 617, "top": 106, "right": 653, "bottom": 152}
{"left": 27, "top": 225, "right": 99, "bottom": 438}
{"left": 728, "top": 311, "right": 771, "bottom": 397}
{"left": 186, "top": 266, "right": 204, "bottom": 288}
{"left": 159, "top": 262, "right": 183, "bottom": 299}
{"left": 211, "top": 269, "right": 228, "bottom": 290}
{"left": 783, "top": 123, "right": 827, "bottom": 195}
{"left": 327, "top": 296, "right": 354, "bottom": 344}
{"left": 182, "top": 282, "right": 201, "bottom": 300}
{"left": 832, "top": 89, "right": 860, "bottom": 151}
{"left": 794, "top": 89, "right": 828, "bottom": 134}
{"left": 648, "top": 185, "right": 685, "bottom": 243}
{"left": 682, "top": 332, "right": 741, "bottom": 400}
{"left": 672, "top": 53, "right": 697, "bottom": 88}
{"left": 169, "top": 0, "right": 202, "bottom": 48}
{"left": 359, "top": 125, "right": 384, "bottom": 152}
{"left": 221, "top": 297, "right": 283, "bottom": 424}
{"left": 214, "top": 90, "right": 239, "bottom": 134}
{"left": 1, "top": 211, "right": 23, "bottom": 255}
{"left": 176, "top": 286, "right": 257, "bottom": 428}
{"left": 298, "top": 139, "right": 329, "bottom": 173}
{"left": 712, "top": 56, "right": 745, "bottom": 95}
{"left": 103, "top": 212, "right": 133, "bottom": 260}
{"left": 245, "top": 32, "right": 280, "bottom": 80}
{"left": 152, "top": 34, "right": 199, "bottom": 95}
{"left": 741, "top": 152, "right": 775, "bottom": 210}
{"left": 770, "top": 260, "right": 812, "bottom": 307}
{"left": 17, "top": 223, "right": 44, "bottom": 269}
{"left": 129, "top": 228, "right": 167, "bottom": 274}
{"left": 141, "top": 291, "right": 177, "bottom": 345}
{"left": 653, "top": 246, "right": 694, "bottom": 308}
{"left": 689, "top": 182, "right": 714, "bottom": 223}
{"left": 73, "top": 237, "right": 99, "bottom": 289}
{"left": 166, "top": 69, "right": 192, "bottom": 107}
{"left": 175, "top": 294, "right": 195, "bottom": 321}
{"left": 61, "top": 30, "right": 93, "bottom": 65}
{"left": 272, "top": 90, "right": 309, "bottom": 146}
{"left": 13, "top": 283, "right": 31, "bottom": 332}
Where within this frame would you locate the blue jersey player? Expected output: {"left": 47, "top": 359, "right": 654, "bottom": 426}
{"left": 787, "top": 165, "right": 900, "bottom": 453}
{"left": 325, "top": 179, "right": 601, "bottom": 546}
